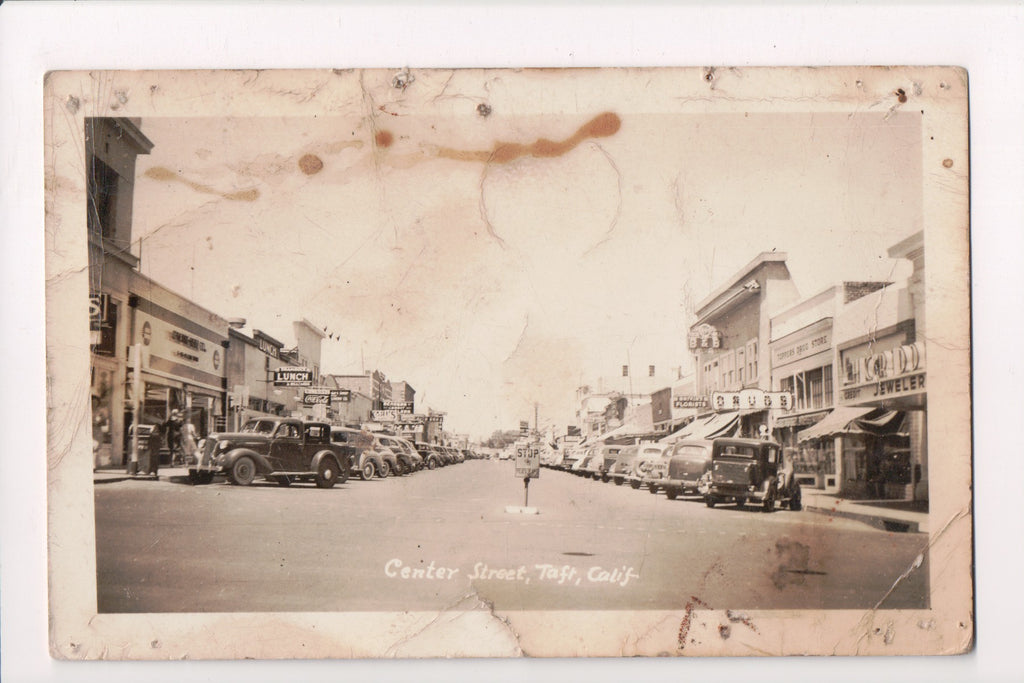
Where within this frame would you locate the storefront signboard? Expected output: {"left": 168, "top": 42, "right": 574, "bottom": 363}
{"left": 274, "top": 367, "right": 313, "bottom": 387}
{"left": 688, "top": 323, "right": 722, "bottom": 350}
{"left": 673, "top": 395, "right": 709, "bottom": 409}
{"left": 303, "top": 389, "right": 330, "bottom": 406}
{"left": 712, "top": 389, "right": 793, "bottom": 411}
{"left": 840, "top": 341, "right": 926, "bottom": 403}
{"left": 329, "top": 389, "right": 352, "bottom": 403}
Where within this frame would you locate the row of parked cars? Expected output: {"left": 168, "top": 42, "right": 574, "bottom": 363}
{"left": 186, "top": 417, "right": 472, "bottom": 488}
{"left": 549, "top": 436, "right": 802, "bottom": 512}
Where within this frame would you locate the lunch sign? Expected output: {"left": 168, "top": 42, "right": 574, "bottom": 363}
{"left": 274, "top": 368, "right": 313, "bottom": 387}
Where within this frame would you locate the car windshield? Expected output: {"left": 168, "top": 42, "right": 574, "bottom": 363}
{"left": 241, "top": 420, "right": 276, "bottom": 434}
{"left": 641, "top": 447, "right": 663, "bottom": 456}
{"left": 675, "top": 445, "right": 710, "bottom": 461}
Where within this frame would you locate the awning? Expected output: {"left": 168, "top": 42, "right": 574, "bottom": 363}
{"left": 797, "top": 406, "right": 875, "bottom": 443}
{"left": 774, "top": 410, "right": 830, "bottom": 429}
{"left": 662, "top": 412, "right": 741, "bottom": 442}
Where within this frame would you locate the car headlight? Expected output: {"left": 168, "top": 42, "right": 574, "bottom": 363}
{"left": 218, "top": 441, "right": 231, "bottom": 451}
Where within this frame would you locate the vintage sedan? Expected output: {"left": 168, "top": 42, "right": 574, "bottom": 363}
{"left": 608, "top": 445, "right": 640, "bottom": 486}
{"left": 193, "top": 418, "right": 350, "bottom": 488}
{"left": 629, "top": 443, "right": 669, "bottom": 489}
{"left": 658, "top": 439, "right": 713, "bottom": 499}
{"left": 331, "top": 426, "right": 385, "bottom": 481}
{"left": 704, "top": 437, "right": 802, "bottom": 511}
{"left": 414, "top": 442, "right": 445, "bottom": 469}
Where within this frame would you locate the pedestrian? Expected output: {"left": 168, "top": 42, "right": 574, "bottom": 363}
{"left": 165, "top": 410, "right": 184, "bottom": 466}
{"left": 182, "top": 412, "right": 199, "bottom": 466}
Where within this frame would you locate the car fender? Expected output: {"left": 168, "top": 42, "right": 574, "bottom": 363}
{"left": 222, "top": 448, "right": 272, "bottom": 473}
{"left": 312, "top": 449, "right": 346, "bottom": 473}
{"left": 360, "top": 451, "right": 383, "bottom": 470}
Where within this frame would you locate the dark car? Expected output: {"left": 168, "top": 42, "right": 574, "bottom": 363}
{"left": 331, "top": 426, "right": 385, "bottom": 480}
{"left": 414, "top": 442, "right": 444, "bottom": 469}
{"left": 377, "top": 434, "right": 421, "bottom": 474}
{"left": 658, "top": 439, "right": 714, "bottom": 500}
{"left": 194, "top": 418, "right": 350, "bottom": 488}
{"left": 704, "top": 437, "right": 802, "bottom": 512}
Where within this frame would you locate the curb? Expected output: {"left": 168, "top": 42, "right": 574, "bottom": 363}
{"left": 804, "top": 502, "right": 924, "bottom": 534}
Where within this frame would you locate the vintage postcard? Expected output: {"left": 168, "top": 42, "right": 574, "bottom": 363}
{"left": 44, "top": 66, "right": 972, "bottom": 659}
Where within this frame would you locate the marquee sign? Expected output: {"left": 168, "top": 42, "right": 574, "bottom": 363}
{"left": 712, "top": 389, "right": 793, "bottom": 412}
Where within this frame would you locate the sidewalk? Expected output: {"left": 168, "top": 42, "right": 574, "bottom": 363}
{"left": 801, "top": 489, "right": 929, "bottom": 533}
{"left": 93, "top": 465, "right": 192, "bottom": 485}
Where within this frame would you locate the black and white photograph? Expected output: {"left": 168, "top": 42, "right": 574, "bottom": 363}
{"left": 39, "top": 64, "right": 973, "bottom": 659}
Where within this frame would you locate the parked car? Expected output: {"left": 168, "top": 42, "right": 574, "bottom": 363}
{"left": 572, "top": 446, "right": 598, "bottom": 475}
{"left": 704, "top": 437, "right": 802, "bottom": 511}
{"left": 414, "top": 442, "right": 445, "bottom": 469}
{"left": 331, "top": 426, "right": 384, "bottom": 481}
{"left": 559, "top": 444, "right": 584, "bottom": 471}
{"left": 658, "top": 439, "right": 713, "bottom": 499}
{"left": 368, "top": 434, "right": 402, "bottom": 477}
{"left": 608, "top": 445, "right": 640, "bottom": 486}
{"left": 391, "top": 436, "right": 424, "bottom": 470}
{"left": 584, "top": 444, "right": 621, "bottom": 481}
{"left": 193, "top": 418, "right": 350, "bottom": 488}
{"left": 376, "top": 434, "right": 420, "bottom": 474}
{"left": 629, "top": 443, "right": 669, "bottom": 489}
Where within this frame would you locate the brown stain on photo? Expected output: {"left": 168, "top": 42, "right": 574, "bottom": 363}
{"left": 144, "top": 167, "right": 259, "bottom": 202}
{"left": 437, "top": 111, "right": 621, "bottom": 164}
{"left": 374, "top": 130, "right": 394, "bottom": 148}
{"left": 298, "top": 154, "right": 324, "bottom": 175}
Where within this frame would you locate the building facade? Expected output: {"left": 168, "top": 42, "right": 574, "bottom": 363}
{"left": 689, "top": 253, "right": 800, "bottom": 438}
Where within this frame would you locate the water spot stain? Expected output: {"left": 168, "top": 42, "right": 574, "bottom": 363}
{"left": 298, "top": 154, "right": 324, "bottom": 175}
{"left": 375, "top": 130, "right": 394, "bottom": 148}
{"left": 895, "top": 88, "right": 907, "bottom": 104}
{"left": 942, "top": 158, "right": 954, "bottom": 168}
{"left": 437, "top": 111, "right": 621, "bottom": 164}
{"left": 144, "top": 167, "right": 259, "bottom": 202}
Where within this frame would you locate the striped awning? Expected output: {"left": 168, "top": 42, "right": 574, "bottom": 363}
{"left": 797, "top": 406, "right": 876, "bottom": 443}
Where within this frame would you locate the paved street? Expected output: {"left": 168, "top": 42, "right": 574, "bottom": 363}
{"left": 95, "top": 459, "right": 929, "bottom": 614}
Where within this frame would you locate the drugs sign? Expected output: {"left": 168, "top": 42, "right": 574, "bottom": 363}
{"left": 514, "top": 446, "right": 540, "bottom": 479}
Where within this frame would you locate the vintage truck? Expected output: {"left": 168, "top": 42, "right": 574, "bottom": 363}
{"left": 188, "top": 418, "right": 351, "bottom": 488}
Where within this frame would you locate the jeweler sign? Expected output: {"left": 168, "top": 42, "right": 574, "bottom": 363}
{"left": 274, "top": 367, "right": 313, "bottom": 387}
{"left": 515, "top": 446, "right": 540, "bottom": 479}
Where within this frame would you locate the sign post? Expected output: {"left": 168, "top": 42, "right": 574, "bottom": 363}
{"left": 508, "top": 444, "right": 540, "bottom": 514}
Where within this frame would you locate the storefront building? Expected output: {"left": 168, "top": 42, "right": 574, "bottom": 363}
{"left": 690, "top": 253, "right": 800, "bottom": 437}
{"left": 88, "top": 117, "right": 231, "bottom": 468}
{"left": 800, "top": 231, "right": 927, "bottom": 503}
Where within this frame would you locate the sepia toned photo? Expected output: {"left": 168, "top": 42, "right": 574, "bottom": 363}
{"left": 44, "top": 66, "right": 972, "bottom": 659}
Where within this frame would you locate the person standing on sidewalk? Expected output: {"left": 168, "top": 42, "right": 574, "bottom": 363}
{"left": 181, "top": 412, "right": 199, "bottom": 468}
{"left": 165, "top": 410, "right": 184, "bottom": 467}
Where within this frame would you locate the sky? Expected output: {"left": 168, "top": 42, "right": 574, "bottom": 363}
{"left": 128, "top": 70, "right": 921, "bottom": 440}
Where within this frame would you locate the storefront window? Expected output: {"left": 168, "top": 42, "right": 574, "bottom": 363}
{"left": 91, "top": 367, "right": 114, "bottom": 467}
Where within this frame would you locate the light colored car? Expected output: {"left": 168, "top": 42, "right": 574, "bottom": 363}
{"left": 608, "top": 445, "right": 640, "bottom": 486}
{"left": 631, "top": 443, "right": 669, "bottom": 489}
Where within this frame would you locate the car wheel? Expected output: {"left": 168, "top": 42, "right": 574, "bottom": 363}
{"left": 705, "top": 496, "right": 717, "bottom": 508}
{"left": 789, "top": 485, "right": 802, "bottom": 511}
{"left": 735, "top": 497, "right": 747, "bottom": 509}
{"left": 360, "top": 461, "right": 375, "bottom": 481}
{"left": 601, "top": 474, "right": 610, "bottom": 483}
{"left": 315, "top": 458, "right": 339, "bottom": 489}
{"left": 614, "top": 477, "right": 623, "bottom": 486}
{"left": 665, "top": 488, "right": 678, "bottom": 500}
{"left": 762, "top": 485, "right": 776, "bottom": 513}
{"left": 630, "top": 480, "right": 641, "bottom": 489}
{"left": 648, "top": 485, "right": 660, "bottom": 494}
{"left": 378, "top": 460, "right": 391, "bottom": 478}
{"left": 427, "top": 458, "right": 437, "bottom": 470}
{"left": 276, "top": 476, "right": 292, "bottom": 487}
{"left": 229, "top": 456, "right": 256, "bottom": 486}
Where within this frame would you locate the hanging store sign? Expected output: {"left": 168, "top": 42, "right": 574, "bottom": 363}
{"left": 274, "top": 367, "right": 313, "bottom": 387}
{"left": 302, "top": 389, "right": 330, "bottom": 406}
{"left": 371, "top": 409, "right": 399, "bottom": 422}
{"left": 89, "top": 293, "right": 117, "bottom": 356}
{"left": 382, "top": 400, "right": 413, "bottom": 414}
{"left": 688, "top": 323, "right": 722, "bottom": 351}
{"left": 329, "top": 389, "right": 351, "bottom": 403}
{"left": 712, "top": 389, "right": 793, "bottom": 412}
